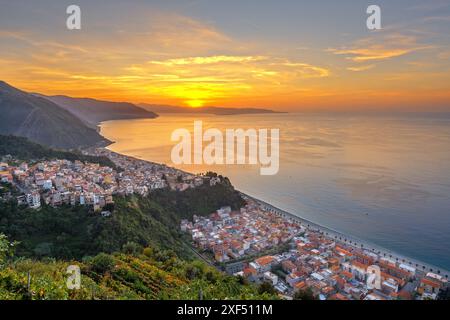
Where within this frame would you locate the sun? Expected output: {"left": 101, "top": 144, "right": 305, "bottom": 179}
{"left": 186, "top": 100, "right": 205, "bottom": 108}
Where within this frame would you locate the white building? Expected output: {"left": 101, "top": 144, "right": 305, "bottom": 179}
{"left": 27, "top": 192, "right": 41, "bottom": 209}
{"left": 263, "top": 272, "right": 278, "bottom": 286}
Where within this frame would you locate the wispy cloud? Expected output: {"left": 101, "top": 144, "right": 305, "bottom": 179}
{"left": 347, "top": 64, "right": 375, "bottom": 72}
{"left": 328, "top": 34, "right": 432, "bottom": 62}
{"left": 149, "top": 55, "right": 267, "bottom": 66}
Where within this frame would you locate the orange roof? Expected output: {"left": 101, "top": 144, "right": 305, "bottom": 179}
{"left": 328, "top": 258, "right": 339, "bottom": 265}
{"left": 294, "top": 281, "right": 306, "bottom": 289}
{"left": 421, "top": 277, "right": 442, "bottom": 289}
{"left": 381, "top": 272, "right": 405, "bottom": 287}
{"left": 329, "top": 293, "right": 349, "bottom": 300}
{"left": 243, "top": 267, "right": 257, "bottom": 276}
{"left": 255, "top": 255, "right": 275, "bottom": 266}
{"left": 335, "top": 246, "right": 353, "bottom": 257}
{"left": 322, "top": 286, "right": 334, "bottom": 294}
{"left": 330, "top": 265, "right": 340, "bottom": 272}
{"left": 351, "top": 261, "right": 369, "bottom": 270}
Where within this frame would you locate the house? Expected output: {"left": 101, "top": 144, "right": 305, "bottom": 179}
{"left": 254, "top": 256, "right": 275, "bottom": 273}
{"left": 243, "top": 267, "right": 258, "bottom": 281}
{"left": 0, "top": 163, "right": 8, "bottom": 171}
{"left": 0, "top": 172, "right": 13, "bottom": 183}
{"left": 26, "top": 192, "right": 41, "bottom": 209}
{"left": 381, "top": 278, "right": 399, "bottom": 294}
{"left": 281, "top": 260, "right": 297, "bottom": 274}
{"left": 349, "top": 261, "right": 369, "bottom": 281}
{"left": 286, "top": 271, "right": 303, "bottom": 287}
{"left": 263, "top": 272, "right": 278, "bottom": 286}
{"left": 417, "top": 277, "right": 444, "bottom": 296}
{"left": 293, "top": 281, "right": 307, "bottom": 293}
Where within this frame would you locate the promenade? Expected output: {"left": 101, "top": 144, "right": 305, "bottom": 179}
{"left": 241, "top": 192, "right": 450, "bottom": 279}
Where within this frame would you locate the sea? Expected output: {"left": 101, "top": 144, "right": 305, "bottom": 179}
{"left": 100, "top": 112, "right": 450, "bottom": 271}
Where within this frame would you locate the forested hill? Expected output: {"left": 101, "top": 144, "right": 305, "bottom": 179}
{"left": 0, "top": 135, "right": 115, "bottom": 169}
{"left": 0, "top": 176, "right": 259, "bottom": 300}
{"left": 0, "top": 234, "right": 276, "bottom": 300}
{"left": 0, "top": 184, "right": 244, "bottom": 260}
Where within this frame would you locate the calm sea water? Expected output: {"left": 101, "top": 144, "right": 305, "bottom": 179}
{"left": 101, "top": 113, "right": 450, "bottom": 270}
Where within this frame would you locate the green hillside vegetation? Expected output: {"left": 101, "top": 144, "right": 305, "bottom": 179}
{"left": 0, "top": 135, "right": 116, "bottom": 169}
{"left": 0, "top": 133, "right": 257, "bottom": 300}
{"left": 0, "top": 234, "right": 275, "bottom": 300}
{"left": 0, "top": 180, "right": 243, "bottom": 260}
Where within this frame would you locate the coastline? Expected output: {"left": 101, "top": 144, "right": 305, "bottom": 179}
{"left": 97, "top": 145, "right": 450, "bottom": 278}
{"left": 241, "top": 192, "right": 450, "bottom": 278}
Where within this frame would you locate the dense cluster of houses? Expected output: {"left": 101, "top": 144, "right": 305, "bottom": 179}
{"left": 180, "top": 200, "right": 303, "bottom": 262}
{"left": 182, "top": 199, "right": 448, "bottom": 300}
{"left": 0, "top": 149, "right": 216, "bottom": 211}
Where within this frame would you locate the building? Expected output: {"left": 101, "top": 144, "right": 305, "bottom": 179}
{"left": 263, "top": 271, "right": 278, "bottom": 286}
{"left": 27, "top": 192, "right": 41, "bottom": 209}
{"left": 255, "top": 256, "right": 275, "bottom": 273}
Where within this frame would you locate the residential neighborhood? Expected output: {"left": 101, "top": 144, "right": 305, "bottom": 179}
{"left": 0, "top": 149, "right": 215, "bottom": 212}
{"left": 182, "top": 199, "right": 449, "bottom": 300}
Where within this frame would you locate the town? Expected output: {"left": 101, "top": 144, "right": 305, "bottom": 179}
{"left": 181, "top": 198, "right": 449, "bottom": 300}
{"left": 0, "top": 149, "right": 218, "bottom": 212}
{"left": 1, "top": 149, "right": 448, "bottom": 300}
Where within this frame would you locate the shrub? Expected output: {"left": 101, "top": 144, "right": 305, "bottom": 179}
{"left": 90, "top": 253, "right": 115, "bottom": 274}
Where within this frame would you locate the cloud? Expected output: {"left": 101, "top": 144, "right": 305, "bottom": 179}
{"left": 328, "top": 34, "right": 431, "bottom": 62}
{"left": 123, "top": 55, "right": 330, "bottom": 106}
{"left": 149, "top": 55, "right": 267, "bottom": 66}
{"left": 0, "top": 10, "right": 330, "bottom": 108}
{"left": 347, "top": 64, "right": 375, "bottom": 72}
{"left": 332, "top": 48, "right": 412, "bottom": 62}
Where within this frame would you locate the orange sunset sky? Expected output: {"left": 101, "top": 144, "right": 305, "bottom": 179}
{"left": 1, "top": 0, "right": 450, "bottom": 111}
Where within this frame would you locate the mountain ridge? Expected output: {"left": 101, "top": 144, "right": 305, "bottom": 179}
{"left": 35, "top": 94, "right": 158, "bottom": 128}
{"left": 139, "top": 103, "right": 283, "bottom": 115}
{"left": 0, "top": 81, "right": 109, "bottom": 149}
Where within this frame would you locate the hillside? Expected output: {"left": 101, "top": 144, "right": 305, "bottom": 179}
{"left": 0, "top": 235, "right": 274, "bottom": 300}
{"left": 0, "top": 180, "right": 244, "bottom": 260}
{"left": 0, "top": 135, "right": 116, "bottom": 169}
{"left": 0, "top": 175, "right": 261, "bottom": 300}
{"left": 139, "top": 103, "right": 281, "bottom": 115}
{"left": 37, "top": 95, "right": 158, "bottom": 128}
{"left": 0, "top": 81, "right": 109, "bottom": 149}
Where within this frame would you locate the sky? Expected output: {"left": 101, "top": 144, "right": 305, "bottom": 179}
{"left": 1, "top": 0, "right": 450, "bottom": 111}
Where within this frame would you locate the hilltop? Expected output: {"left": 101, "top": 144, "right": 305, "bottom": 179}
{"left": 0, "top": 135, "right": 116, "bottom": 169}
{"left": 0, "top": 81, "right": 109, "bottom": 149}
{"left": 37, "top": 94, "right": 158, "bottom": 129}
{"left": 139, "top": 103, "right": 281, "bottom": 115}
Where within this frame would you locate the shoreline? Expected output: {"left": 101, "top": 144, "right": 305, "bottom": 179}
{"left": 98, "top": 146, "right": 450, "bottom": 278}
{"left": 240, "top": 191, "right": 450, "bottom": 278}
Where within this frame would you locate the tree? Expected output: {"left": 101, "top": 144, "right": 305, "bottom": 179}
{"left": 293, "top": 288, "right": 317, "bottom": 300}
{"left": 258, "top": 281, "right": 277, "bottom": 295}
{"left": 122, "top": 242, "right": 142, "bottom": 255}
{"left": 90, "top": 253, "right": 115, "bottom": 274}
{"left": 0, "top": 233, "right": 18, "bottom": 266}
{"left": 143, "top": 247, "right": 154, "bottom": 257}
